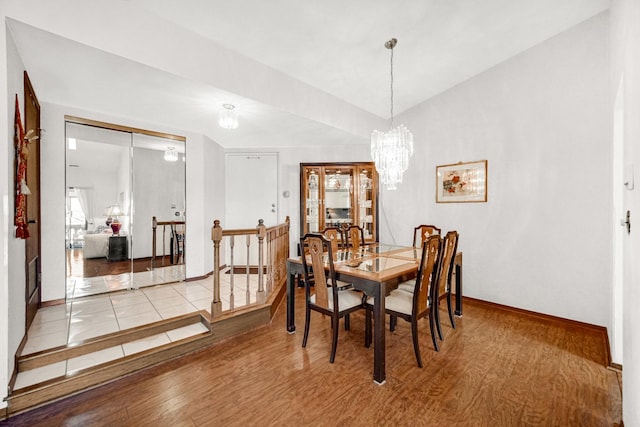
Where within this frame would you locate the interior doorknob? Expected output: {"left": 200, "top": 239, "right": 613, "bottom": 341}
{"left": 28, "top": 219, "right": 37, "bottom": 224}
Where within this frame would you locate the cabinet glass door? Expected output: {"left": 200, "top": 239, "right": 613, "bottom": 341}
{"left": 324, "top": 167, "right": 354, "bottom": 229}
{"left": 357, "top": 166, "right": 376, "bottom": 241}
{"left": 304, "top": 167, "right": 322, "bottom": 233}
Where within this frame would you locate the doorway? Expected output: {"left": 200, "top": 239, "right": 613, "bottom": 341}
{"left": 24, "top": 71, "right": 41, "bottom": 331}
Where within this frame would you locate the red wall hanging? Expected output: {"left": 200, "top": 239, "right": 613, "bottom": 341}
{"left": 14, "top": 94, "right": 30, "bottom": 239}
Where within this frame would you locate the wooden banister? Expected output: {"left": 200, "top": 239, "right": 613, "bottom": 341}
{"left": 210, "top": 217, "right": 290, "bottom": 319}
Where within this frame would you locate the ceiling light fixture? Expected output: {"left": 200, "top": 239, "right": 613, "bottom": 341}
{"left": 370, "top": 38, "right": 414, "bottom": 191}
{"left": 219, "top": 103, "right": 239, "bottom": 129}
{"left": 164, "top": 147, "right": 178, "bottom": 162}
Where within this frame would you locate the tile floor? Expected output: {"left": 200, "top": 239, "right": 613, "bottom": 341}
{"left": 66, "top": 264, "right": 186, "bottom": 299}
{"left": 16, "top": 270, "right": 263, "bottom": 390}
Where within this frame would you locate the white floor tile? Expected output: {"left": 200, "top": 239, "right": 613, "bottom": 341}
{"left": 32, "top": 304, "right": 71, "bottom": 324}
{"left": 155, "top": 301, "right": 198, "bottom": 320}
{"left": 190, "top": 298, "right": 211, "bottom": 312}
{"left": 71, "top": 296, "right": 114, "bottom": 315}
{"left": 113, "top": 301, "right": 156, "bottom": 318}
{"left": 67, "top": 346, "right": 124, "bottom": 373}
{"left": 117, "top": 310, "right": 163, "bottom": 330}
{"left": 22, "top": 330, "right": 68, "bottom": 355}
{"left": 28, "top": 318, "right": 69, "bottom": 337}
{"left": 110, "top": 291, "right": 149, "bottom": 308}
{"left": 14, "top": 361, "right": 67, "bottom": 390}
{"left": 149, "top": 295, "right": 191, "bottom": 310}
{"left": 122, "top": 333, "right": 171, "bottom": 356}
{"left": 143, "top": 286, "right": 182, "bottom": 301}
{"left": 166, "top": 323, "right": 210, "bottom": 342}
{"left": 68, "top": 318, "right": 120, "bottom": 343}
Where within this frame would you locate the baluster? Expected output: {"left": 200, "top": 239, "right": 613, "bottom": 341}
{"left": 257, "top": 219, "right": 266, "bottom": 303}
{"left": 266, "top": 229, "right": 273, "bottom": 294}
{"left": 229, "top": 235, "right": 235, "bottom": 310}
{"left": 211, "top": 220, "right": 223, "bottom": 318}
{"left": 246, "top": 234, "right": 251, "bottom": 305}
{"left": 151, "top": 216, "right": 157, "bottom": 270}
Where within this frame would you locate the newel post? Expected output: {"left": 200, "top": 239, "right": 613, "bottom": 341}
{"left": 256, "top": 219, "right": 267, "bottom": 303}
{"left": 211, "top": 219, "right": 223, "bottom": 318}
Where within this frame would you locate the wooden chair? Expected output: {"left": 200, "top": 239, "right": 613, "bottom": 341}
{"left": 300, "top": 233, "right": 365, "bottom": 363}
{"left": 343, "top": 224, "right": 365, "bottom": 251}
{"left": 412, "top": 224, "right": 442, "bottom": 247}
{"left": 365, "top": 234, "right": 443, "bottom": 367}
{"left": 322, "top": 226, "right": 345, "bottom": 254}
{"left": 433, "top": 230, "right": 459, "bottom": 338}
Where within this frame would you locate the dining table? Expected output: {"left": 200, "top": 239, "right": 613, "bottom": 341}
{"left": 286, "top": 243, "right": 463, "bottom": 384}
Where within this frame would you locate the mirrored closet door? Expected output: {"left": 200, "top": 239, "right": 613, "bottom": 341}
{"left": 65, "top": 119, "right": 186, "bottom": 299}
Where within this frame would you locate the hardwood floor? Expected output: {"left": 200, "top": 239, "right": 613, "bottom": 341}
{"left": 67, "top": 249, "right": 176, "bottom": 278}
{"left": 0, "top": 291, "right": 622, "bottom": 426}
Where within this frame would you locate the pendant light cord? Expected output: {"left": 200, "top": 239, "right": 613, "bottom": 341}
{"left": 390, "top": 46, "right": 394, "bottom": 129}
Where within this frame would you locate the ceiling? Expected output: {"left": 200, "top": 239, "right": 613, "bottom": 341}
{"left": 8, "top": 0, "right": 610, "bottom": 148}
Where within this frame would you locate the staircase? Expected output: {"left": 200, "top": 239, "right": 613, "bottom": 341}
{"left": 6, "top": 290, "right": 284, "bottom": 417}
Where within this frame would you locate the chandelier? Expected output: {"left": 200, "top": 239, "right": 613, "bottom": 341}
{"left": 219, "top": 103, "right": 239, "bottom": 129}
{"left": 371, "top": 38, "right": 414, "bottom": 190}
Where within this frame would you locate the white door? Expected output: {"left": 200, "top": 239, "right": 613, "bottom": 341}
{"left": 225, "top": 153, "right": 278, "bottom": 267}
{"left": 225, "top": 153, "right": 278, "bottom": 228}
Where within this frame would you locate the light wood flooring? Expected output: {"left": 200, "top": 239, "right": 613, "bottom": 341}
{"left": 1, "top": 291, "right": 622, "bottom": 426}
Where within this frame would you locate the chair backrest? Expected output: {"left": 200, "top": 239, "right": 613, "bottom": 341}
{"left": 413, "top": 234, "right": 443, "bottom": 315}
{"left": 412, "top": 224, "right": 442, "bottom": 247}
{"left": 322, "top": 227, "right": 344, "bottom": 254}
{"left": 300, "top": 233, "right": 337, "bottom": 310}
{"left": 435, "top": 231, "right": 459, "bottom": 300}
{"left": 343, "top": 225, "right": 365, "bottom": 251}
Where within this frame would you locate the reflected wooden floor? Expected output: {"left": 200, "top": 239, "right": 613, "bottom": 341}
{"left": 2, "top": 291, "right": 622, "bottom": 426}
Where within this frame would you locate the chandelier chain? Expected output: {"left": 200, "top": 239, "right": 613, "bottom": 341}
{"left": 390, "top": 45, "right": 394, "bottom": 129}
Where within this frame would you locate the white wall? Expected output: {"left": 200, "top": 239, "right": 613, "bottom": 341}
{"left": 611, "top": 0, "right": 640, "bottom": 424}
{"left": 0, "top": 25, "right": 28, "bottom": 409}
{"left": 383, "top": 13, "right": 611, "bottom": 327}
{"left": 202, "top": 135, "right": 225, "bottom": 275}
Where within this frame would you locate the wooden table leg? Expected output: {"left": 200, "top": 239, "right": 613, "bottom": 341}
{"left": 286, "top": 268, "right": 296, "bottom": 333}
{"left": 373, "top": 283, "right": 386, "bottom": 385}
{"left": 455, "top": 261, "right": 463, "bottom": 316}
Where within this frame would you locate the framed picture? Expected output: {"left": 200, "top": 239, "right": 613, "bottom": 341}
{"left": 436, "top": 160, "right": 487, "bottom": 203}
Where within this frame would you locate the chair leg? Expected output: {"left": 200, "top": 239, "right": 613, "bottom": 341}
{"left": 302, "top": 303, "right": 311, "bottom": 348}
{"left": 434, "top": 303, "right": 444, "bottom": 341}
{"left": 429, "top": 310, "right": 440, "bottom": 352}
{"left": 411, "top": 318, "right": 423, "bottom": 368}
{"left": 329, "top": 315, "right": 339, "bottom": 363}
{"left": 447, "top": 291, "right": 456, "bottom": 329}
{"left": 365, "top": 306, "right": 372, "bottom": 348}
{"left": 390, "top": 315, "right": 397, "bottom": 332}
{"left": 345, "top": 313, "right": 350, "bottom": 331}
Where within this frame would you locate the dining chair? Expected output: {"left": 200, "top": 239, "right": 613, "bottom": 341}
{"left": 343, "top": 224, "right": 366, "bottom": 251}
{"left": 322, "top": 226, "right": 345, "bottom": 254}
{"left": 300, "top": 233, "right": 365, "bottom": 363}
{"left": 433, "top": 230, "right": 459, "bottom": 338}
{"left": 412, "top": 224, "right": 442, "bottom": 247}
{"left": 365, "top": 234, "right": 443, "bottom": 367}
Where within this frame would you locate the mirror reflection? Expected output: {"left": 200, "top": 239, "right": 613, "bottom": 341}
{"left": 65, "top": 121, "right": 186, "bottom": 299}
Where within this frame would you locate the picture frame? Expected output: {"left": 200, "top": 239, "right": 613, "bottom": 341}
{"left": 436, "top": 160, "right": 488, "bottom": 203}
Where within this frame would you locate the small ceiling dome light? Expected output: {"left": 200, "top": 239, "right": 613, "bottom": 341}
{"left": 164, "top": 147, "right": 178, "bottom": 162}
{"left": 219, "top": 103, "right": 239, "bottom": 129}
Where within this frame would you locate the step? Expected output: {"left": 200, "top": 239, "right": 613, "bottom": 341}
{"left": 8, "top": 312, "right": 211, "bottom": 415}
